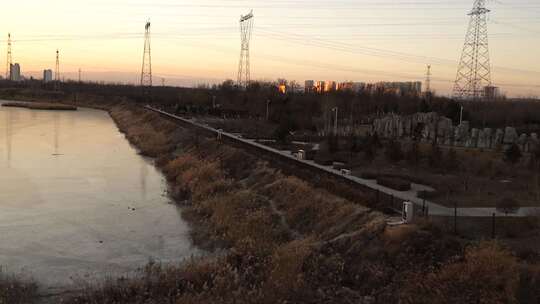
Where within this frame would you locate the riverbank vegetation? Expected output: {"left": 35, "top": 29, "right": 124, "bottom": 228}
{"left": 0, "top": 272, "right": 37, "bottom": 304}
{"left": 0, "top": 90, "right": 539, "bottom": 302}
{"left": 61, "top": 102, "right": 540, "bottom": 303}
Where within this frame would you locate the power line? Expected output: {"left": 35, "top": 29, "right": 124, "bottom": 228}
{"left": 254, "top": 27, "right": 540, "bottom": 76}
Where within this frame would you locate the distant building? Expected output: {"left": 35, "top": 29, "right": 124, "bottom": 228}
{"left": 10, "top": 63, "right": 21, "bottom": 81}
{"left": 325, "top": 81, "right": 337, "bottom": 92}
{"left": 43, "top": 69, "right": 53, "bottom": 83}
{"left": 304, "top": 79, "right": 420, "bottom": 95}
{"left": 338, "top": 82, "right": 354, "bottom": 91}
{"left": 314, "top": 81, "right": 324, "bottom": 93}
{"left": 352, "top": 82, "right": 367, "bottom": 93}
{"left": 374, "top": 81, "right": 422, "bottom": 96}
{"left": 484, "top": 86, "right": 500, "bottom": 100}
{"left": 305, "top": 80, "right": 315, "bottom": 93}
{"left": 277, "top": 79, "right": 287, "bottom": 94}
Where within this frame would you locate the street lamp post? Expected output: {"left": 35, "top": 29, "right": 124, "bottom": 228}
{"left": 266, "top": 99, "right": 272, "bottom": 121}
{"left": 459, "top": 106, "right": 464, "bottom": 125}
{"left": 332, "top": 107, "right": 338, "bottom": 135}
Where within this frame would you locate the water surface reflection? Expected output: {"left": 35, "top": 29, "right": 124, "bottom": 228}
{"left": 0, "top": 102, "right": 198, "bottom": 289}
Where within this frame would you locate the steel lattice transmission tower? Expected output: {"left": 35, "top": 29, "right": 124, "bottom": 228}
{"left": 140, "top": 20, "right": 152, "bottom": 87}
{"left": 452, "top": 0, "right": 492, "bottom": 100}
{"left": 5, "top": 33, "right": 12, "bottom": 80}
{"left": 237, "top": 10, "right": 254, "bottom": 89}
{"left": 55, "top": 49, "right": 60, "bottom": 82}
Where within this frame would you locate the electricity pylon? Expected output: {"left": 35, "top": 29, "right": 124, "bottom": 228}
{"left": 5, "top": 33, "right": 12, "bottom": 80}
{"left": 141, "top": 20, "right": 152, "bottom": 87}
{"left": 452, "top": 0, "right": 492, "bottom": 100}
{"left": 237, "top": 10, "right": 254, "bottom": 89}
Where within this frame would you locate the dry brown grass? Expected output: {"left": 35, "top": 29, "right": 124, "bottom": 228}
{"left": 43, "top": 100, "right": 535, "bottom": 304}
{"left": 402, "top": 241, "right": 520, "bottom": 304}
{"left": 109, "top": 105, "right": 176, "bottom": 157}
{"left": 261, "top": 177, "right": 359, "bottom": 237}
{"left": 0, "top": 271, "right": 38, "bottom": 304}
{"left": 266, "top": 239, "right": 313, "bottom": 295}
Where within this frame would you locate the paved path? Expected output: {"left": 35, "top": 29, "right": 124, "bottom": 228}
{"left": 146, "top": 106, "right": 538, "bottom": 218}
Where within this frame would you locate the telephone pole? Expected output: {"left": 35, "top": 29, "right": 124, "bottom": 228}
{"left": 141, "top": 20, "right": 152, "bottom": 87}
{"left": 5, "top": 33, "right": 12, "bottom": 80}
{"left": 452, "top": 0, "right": 492, "bottom": 100}
{"left": 237, "top": 10, "right": 254, "bottom": 89}
{"left": 78, "top": 68, "right": 81, "bottom": 83}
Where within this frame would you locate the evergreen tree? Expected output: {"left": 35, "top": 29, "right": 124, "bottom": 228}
{"left": 364, "top": 142, "right": 375, "bottom": 161}
{"left": 406, "top": 141, "right": 421, "bottom": 166}
{"left": 327, "top": 134, "right": 339, "bottom": 154}
{"left": 428, "top": 144, "right": 442, "bottom": 168}
{"left": 504, "top": 143, "right": 522, "bottom": 164}
{"left": 385, "top": 140, "right": 403, "bottom": 162}
{"left": 445, "top": 148, "right": 460, "bottom": 171}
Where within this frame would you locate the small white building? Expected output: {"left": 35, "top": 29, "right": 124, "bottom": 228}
{"left": 10, "top": 63, "right": 21, "bottom": 81}
{"left": 43, "top": 69, "right": 53, "bottom": 83}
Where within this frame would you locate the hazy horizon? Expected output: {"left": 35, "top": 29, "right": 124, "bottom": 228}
{"left": 1, "top": 0, "right": 539, "bottom": 97}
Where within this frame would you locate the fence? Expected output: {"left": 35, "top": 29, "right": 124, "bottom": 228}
{"left": 146, "top": 106, "right": 539, "bottom": 240}
{"left": 430, "top": 214, "right": 538, "bottom": 239}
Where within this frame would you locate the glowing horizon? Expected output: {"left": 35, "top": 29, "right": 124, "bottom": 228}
{"left": 1, "top": 0, "right": 539, "bottom": 97}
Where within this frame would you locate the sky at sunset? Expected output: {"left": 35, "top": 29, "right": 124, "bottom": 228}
{"left": 1, "top": 0, "right": 539, "bottom": 97}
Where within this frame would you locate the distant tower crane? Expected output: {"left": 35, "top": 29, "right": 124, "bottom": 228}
{"left": 452, "top": 0, "right": 492, "bottom": 100}
{"left": 141, "top": 20, "right": 152, "bottom": 87}
{"left": 237, "top": 10, "right": 254, "bottom": 89}
{"left": 5, "top": 33, "right": 12, "bottom": 80}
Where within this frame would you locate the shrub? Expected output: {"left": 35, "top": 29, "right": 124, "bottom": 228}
{"left": 326, "top": 134, "right": 340, "bottom": 154}
{"left": 266, "top": 239, "right": 313, "bottom": 297}
{"left": 0, "top": 273, "right": 38, "bottom": 304}
{"left": 518, "top": 264, "right": 540, "bottom": 303}
{"left": 377, "top": 177, "right": 411, "bottom": 191}
{"left": 496, "top": 198, "right": 521, "bottom": 216}
{"left": 314, "top": 152, "right": 334, "bottom": 166}
{"left": 208, "top": 191, "right": 284, "bottom": 254}
{"left": 406, "top": 141, "right": 421, "bottom": 165}
{"left": 385, "top": 140, "right": 403, "bottom": 162}
{"left": 504, "top": 143, "right": 522, "bottom": 164}
{"left": 360, "top": 172, "right": 379, "bottom": 180}
{"left": 428, "top": 144, "right": 442, "bottom": 168}
{"left": 418, "top": 190, "right": 439, "bottom": 200}
{"left": 402, "top": 241, "right": 520, "bottom": 304}
{"left": 261, "top": 177, "right": 359, "bottom": 236}
{"left": 445, "top": 148, "right": 460, "bottom": 171}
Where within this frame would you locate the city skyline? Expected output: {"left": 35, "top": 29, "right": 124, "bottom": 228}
{"left": 1, "top": 0, "right": 539, "bottom": 97}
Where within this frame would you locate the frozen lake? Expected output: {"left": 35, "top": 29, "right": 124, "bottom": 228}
{"left": 0, "top": 101, "right": 198, "bottom": 290}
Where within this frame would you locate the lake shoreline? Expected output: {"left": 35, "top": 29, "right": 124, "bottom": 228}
{"left": 1, "top": 101, "right": 77, "bottom": 111}
{"left": 0, "top": 99, "right": 200, "bottom": 303}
